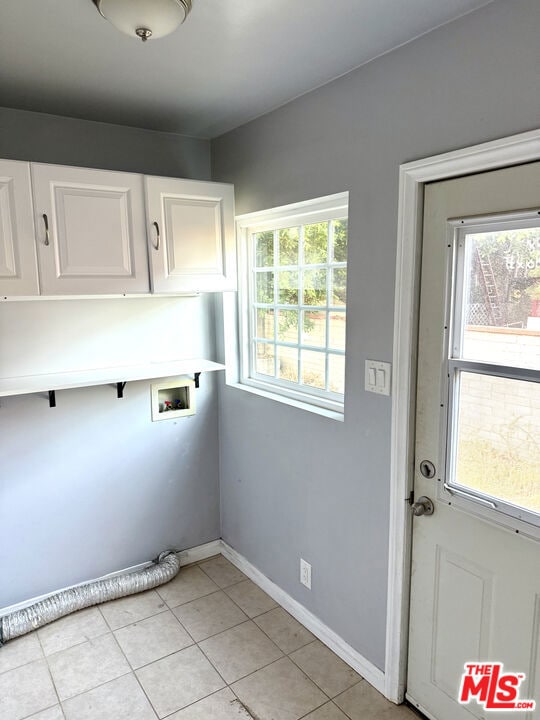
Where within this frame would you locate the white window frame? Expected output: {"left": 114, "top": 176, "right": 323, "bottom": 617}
{"left": 235, "top": 193, "right": 349, "bottom": 415}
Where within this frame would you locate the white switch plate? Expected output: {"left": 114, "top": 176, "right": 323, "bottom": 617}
{"left": 365, "top": 360, "right": 391, "bottom": 395}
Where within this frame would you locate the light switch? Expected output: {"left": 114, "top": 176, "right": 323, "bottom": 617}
{"left": 365, "top": 360, "right": 391, "bottom": 396}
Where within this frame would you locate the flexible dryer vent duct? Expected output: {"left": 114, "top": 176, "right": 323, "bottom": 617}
{"left": 0, "top": 551, "right": 180, "bottom": 646}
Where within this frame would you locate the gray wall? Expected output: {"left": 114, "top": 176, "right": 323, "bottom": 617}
{"left": 0, "top": 107, "right": 210, "bottom": 179}
{"left": 0, "top": 111, "right": 217, "bottom": 609}
{"left": 212, "top": 0, "right": 540, "bottom": 671}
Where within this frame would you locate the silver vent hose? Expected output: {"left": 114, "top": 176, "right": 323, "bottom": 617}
{"left": 0, "top": 550, "right": 180, "bottom": 646}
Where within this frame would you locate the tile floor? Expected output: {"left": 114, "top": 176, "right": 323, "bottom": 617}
{"left": 0, "top": 555, "right": 418, "bottom": 720}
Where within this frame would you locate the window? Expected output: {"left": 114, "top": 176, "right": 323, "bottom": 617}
{"left": 447, "top": 215, "right": 540, "bottom": 527}
{"left": 237, "top": 193, "right": 349, "bottom": 413}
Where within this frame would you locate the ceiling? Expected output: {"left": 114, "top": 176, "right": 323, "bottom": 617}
{"left": 1, "top": 0, "right": 492, "bottom": 139}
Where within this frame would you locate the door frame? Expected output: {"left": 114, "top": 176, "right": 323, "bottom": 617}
{"left": 385, "top": 128, "right": 540, "bottom": 704}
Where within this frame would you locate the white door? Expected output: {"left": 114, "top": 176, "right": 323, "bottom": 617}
{"left": 145, "top": 176, "right": 235, "bottom": 293}
{"left": 0, "top": 160, "right": 39, "bottom": 296}
{"left": 407, "top": 162, "right": 540, "bottom": 720}
{"left": 32, "top": 163, "right": 149, "bottom": 294}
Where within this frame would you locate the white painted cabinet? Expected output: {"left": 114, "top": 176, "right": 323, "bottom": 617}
{"left": 145, "top": 176, "right": 236, "bottom": 293}
{"left": 32, "top": 163, "right": 149, "bottom": 295}
{"left": 0, "top": 160, "right": 40, "bottom": 296}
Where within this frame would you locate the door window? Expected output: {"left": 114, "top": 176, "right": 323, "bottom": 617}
{"left": 447, "top": 218, "right": 540, "bottom": 526}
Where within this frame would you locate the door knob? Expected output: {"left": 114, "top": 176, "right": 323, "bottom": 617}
{"left": 411, "top": 496, "right": 434, "bottom": 516}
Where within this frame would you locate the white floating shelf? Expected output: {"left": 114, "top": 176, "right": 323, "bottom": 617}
{"left": 0, "top": 359, "right": 225, "bottom": 399}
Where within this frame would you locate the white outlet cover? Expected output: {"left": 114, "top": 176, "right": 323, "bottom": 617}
{"left": 300, "top": 559, "right": 312, "bottom": 589}
{"left": 365, "top": 360, "right": 391, "bottom": 396}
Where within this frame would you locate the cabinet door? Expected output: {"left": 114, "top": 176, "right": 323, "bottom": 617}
{"left": 0, "top": 160, "right": 39, "bottom": 296}
{"left": 145, "top": 176, "right": 236, "bottom": 293}
{"left": 32, "top": 164, "right": 149, "bottom": 295}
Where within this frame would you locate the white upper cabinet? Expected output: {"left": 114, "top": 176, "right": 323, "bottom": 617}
{"left": 145, "top": 176, "right": 236, "bottom": 293}
{"left": 0, "top": 160, "right": 40, "bottom": 296}
{"left": 32, "top": 163, "right": 149, "bottom": 295}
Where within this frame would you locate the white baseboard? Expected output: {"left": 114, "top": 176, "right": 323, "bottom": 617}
{"left": 179, "top": 540, "right": 222, "bottom": 566}
{"left": 0, "top": 540, "right": 221, "bottom": 617}
{"left": 220, "top": 541, "right": 386, "bottom": 697}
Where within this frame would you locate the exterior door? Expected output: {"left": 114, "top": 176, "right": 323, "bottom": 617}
{"left": 407, "top": 162, "right": 540, "bottom": 720}
{"left": 32, "top": 163, "right": 149, "bottom": 294}
{"left": 145, "top": 176, "right": 235, "bottom": 293}
{"left": 0, "top": 160, "right": 39, "bottom": 296}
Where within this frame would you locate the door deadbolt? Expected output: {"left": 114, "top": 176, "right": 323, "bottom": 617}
{"left": 411, "top": 496, "right": 435, "bottom": 516}
{"left": 419, "top": 460, "right": 436, "bottom": 479}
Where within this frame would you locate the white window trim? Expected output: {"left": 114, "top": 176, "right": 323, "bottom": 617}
{"left": 233, "top": 193, "right": 349, "bottom": 416}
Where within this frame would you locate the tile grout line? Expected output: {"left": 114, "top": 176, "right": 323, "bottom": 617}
{"left": 286, "top": 644, "right": 365, "bottom": 701}
{"left": 296, "top": 698, "right": 350, "bottom": 720}
{"left": 159, "top": 686, "right": 235, "bottom": 720}
{"left": 51, "top": 632, "right": 133, "bottom": 707}
{"left": 158, "top": 584, "right": 221, "bottom": 611}
{"left": 0, "top": 650, "right": 44, "bottom": 678}
{"left": 192, "top": 631, "right": 238, "bottom": 688}
{"left": 251, "top": 611, "right": 317, "bottom": 657}
{"left": 129, "top": 663, "right": 161, "bottom": 720}
{"left": 171, "top": 607, "right": 249, "bottom": 644}
{"left": 34, "top": 630, "right": 65, "bottom": 719}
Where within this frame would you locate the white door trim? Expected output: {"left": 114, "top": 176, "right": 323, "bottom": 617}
{"left": 385, "top": 128, "right": 540, "bottom": 703}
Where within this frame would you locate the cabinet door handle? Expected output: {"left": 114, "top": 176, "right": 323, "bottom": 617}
{"left": 42, "top": 214, "right": 50, "bottom": 246}
{"left": 152, "top": 221, "right": 160, "bottom": 251}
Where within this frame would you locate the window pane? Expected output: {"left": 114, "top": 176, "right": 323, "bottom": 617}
{"left": 277, "top": 309, "right": 299, "bottom": 343}
{"left": 329, "top": 311, "right": 346, "bottom": 351}
{"left": 255, "top": 343, "right": 275, "bottom": 377}
{"left": 302, "top": 311, "right": 326, "bottom": 348}
{"left": 328, "top": 354, "right": 345, "bottom": 394}
{"left": 256, "top": 309, "right": 274, "bottom": 340}
{"left": 303, "top": 269, "right": 327, "bottom": 306}
{"left": 256, "top": 271, "right": 274, "bottom": 303}
{"left": 461, "top": 226, "right": 540, "bottom": 369}
{"left": 304, "top": 222, "right": 328, "bottom": 265}
{"left": 245, "top": 196, "right": 348, "bottom": 408}
{"left": 279, "top": 227, "right": 299, "bottom": 266}
{"left": 333, "top": 219, "right": 348, "bottom": 262}
{"left": 332, "top": 268, "right": 347, "bottom": 306}
{"left": 278, "top": 346, "right": 299, "bottom": 382}
{"left": 301, "top": 350, "right": 326, "bottom": 389}
{"left": 454, "top": 372, "right": 540, "bottom": 514}
{"left": 254, "top": 231, "right": 274, "bottom": 267}
{"left": 277, "top": 271, "right": 299, "bottom": 304}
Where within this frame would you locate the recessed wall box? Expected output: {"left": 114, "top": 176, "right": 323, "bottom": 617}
{"left": 151, "top": 377, "right": 195, "bottom": 421}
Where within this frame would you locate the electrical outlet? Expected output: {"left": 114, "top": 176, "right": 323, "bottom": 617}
{"left": 300, "top": 559, "right": 312, "bottom": 589}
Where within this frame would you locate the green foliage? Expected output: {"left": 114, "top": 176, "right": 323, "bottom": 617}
{"left": 333, "top": 219, "right": 348, "bottom": 262}
{"left": 255, "top": 231, "right": 273, "bottom": 267}
{"left": 471, "top": 227, "right": 540, "bottom": 324}
{"left": 252, "top": 219, "right": 348, "bottom": 335}
{"left": 279, "top": 227, "right": 299, "bottom": 265}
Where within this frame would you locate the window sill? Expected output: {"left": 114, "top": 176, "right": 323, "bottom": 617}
{"left": 226, "top": 380, "right": 345, "bottom": 421}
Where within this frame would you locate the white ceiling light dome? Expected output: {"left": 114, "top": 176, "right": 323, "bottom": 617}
{"left": 94, "top": 0, "right": 192, "bottom": 42}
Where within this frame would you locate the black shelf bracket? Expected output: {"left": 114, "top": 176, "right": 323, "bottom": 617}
{"left": 194, "top": 372, "right": 201, "bottom": 389}
{"left": 48, "top": 390, "right": 56, "bottom": 408}
{"left": 117, "top": 382, "right": 127, "bottom": 399}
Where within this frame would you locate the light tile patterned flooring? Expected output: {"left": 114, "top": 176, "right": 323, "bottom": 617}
{"left": 0, "top": 555, "right": 417, "bottom": 720}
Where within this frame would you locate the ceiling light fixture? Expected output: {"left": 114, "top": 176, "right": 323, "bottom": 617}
{"left": 93, "top": 0, "right": 192, "bottom": 42}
